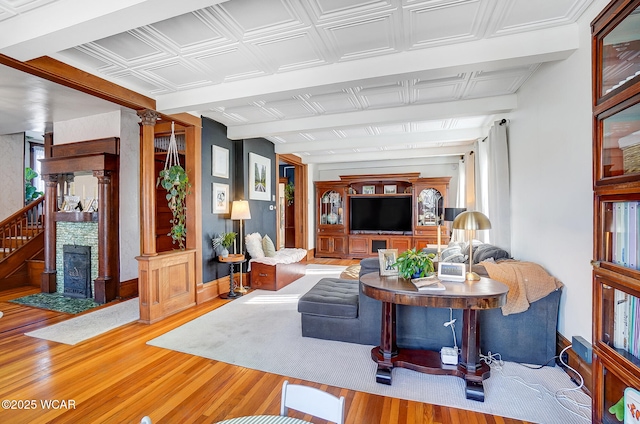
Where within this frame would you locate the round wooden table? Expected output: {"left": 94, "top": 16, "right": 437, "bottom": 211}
{"left": 215, "top": 415, "right": 310, "bottom": 424}
{"left": 360, "top": 272, "right": 508, "bottom": 402}
{"left": 218, "top": 254, "right": 246, "bottom": 299}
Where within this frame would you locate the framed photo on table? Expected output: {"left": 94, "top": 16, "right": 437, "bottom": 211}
{"left": 249, "top": 152, "right": 271, "bottom": 201}
{"left": 212, "top": 145, "right": 229, "bottom": 178}
{"left": 378, "top": 249, "right": 398, "bottom": 276}
{"left": 212, "top": 183, "right": 229, "bottom": 214}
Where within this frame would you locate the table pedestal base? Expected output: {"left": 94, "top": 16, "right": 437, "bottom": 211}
{"left": 371, "top": 347, "right": 491, "bottom": 401}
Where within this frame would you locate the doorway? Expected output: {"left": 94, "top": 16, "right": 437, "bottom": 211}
{"left": 276, "top": 154, "right": 308, "bottom": 251}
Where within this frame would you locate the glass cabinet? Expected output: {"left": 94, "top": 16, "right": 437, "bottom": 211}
{"left": 319, "top": 190, "right": 344, "bottom": 226}
{"left": 416, "top": 188, "right": 443, "bottom": 227}
{"left": 592, "top": 1, "right": 640, "bottom": 422}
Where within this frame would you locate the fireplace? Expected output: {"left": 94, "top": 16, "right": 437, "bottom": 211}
{"left": 62, "top": 245, "right": 92, "bottom": 299}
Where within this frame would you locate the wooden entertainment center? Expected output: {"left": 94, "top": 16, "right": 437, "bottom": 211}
{"left": 315, "top": 173, "right": 450, "bottom": 259}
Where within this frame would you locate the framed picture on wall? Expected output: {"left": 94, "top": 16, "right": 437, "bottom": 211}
{"left": 249, "top": 152, "right": 271, "bottom": 201}
{"left": 212, "top": 183, "right": 229, "bottom": 214}
{"left": 212, "top": 145, "right": 229, "bottom": 178}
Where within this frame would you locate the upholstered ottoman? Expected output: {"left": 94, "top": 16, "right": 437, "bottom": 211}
{"left": 298, "top": 278, "right": 361, "bottom": 343}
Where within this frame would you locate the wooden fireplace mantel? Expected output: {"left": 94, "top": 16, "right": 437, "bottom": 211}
{"left": 39, "top": 137, "right": 120, "bottom": 304}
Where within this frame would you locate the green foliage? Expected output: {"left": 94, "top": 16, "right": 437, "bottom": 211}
{"left": 284, "top": 182, "right": 294, "bottom": 206}
{"left": 157, "top": 165, "right": 191, "bottom": 250}
{"left": 212, "top": 232, "right": 237, "bottom": 251}
{"left": 393, "top": 248, "right": 435, "bottom": 279}
{"left": 25, "top": 167, "right": 43, "bottom": 202}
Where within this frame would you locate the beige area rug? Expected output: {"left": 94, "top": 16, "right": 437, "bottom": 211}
{"left": 24, "top": 298, "right": 139, "bottom": 345}
{"left": 147, "top": 265, "right": 590, "bottom": 423}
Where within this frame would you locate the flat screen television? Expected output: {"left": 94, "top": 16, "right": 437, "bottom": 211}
{"left": 350, "top": 196, "right": 412, "bottom": 233}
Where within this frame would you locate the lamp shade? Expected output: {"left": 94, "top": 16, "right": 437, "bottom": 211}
{"left": 452, "top": 211, "right": 491, "bottom": 230}
{"left": 231, "top": 200, "right": 251, "bottom": 220}
{"left": 444, "top": 207, "right": 467, "bottom": 222}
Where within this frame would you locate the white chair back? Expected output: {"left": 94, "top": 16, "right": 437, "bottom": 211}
{"left": 280, "top": 380, "right": 345, "bottom": 424}
{"left": 140, "top": 416, "right": 152, "bottom": 424}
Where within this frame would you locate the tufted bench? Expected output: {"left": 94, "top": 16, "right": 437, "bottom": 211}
{"left": 298, "top": 278, "right": 362, "bottom": 343}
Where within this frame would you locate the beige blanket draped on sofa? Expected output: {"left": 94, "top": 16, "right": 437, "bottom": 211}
{"left": 481, "top": 260, "right": 563, "bottom": 315}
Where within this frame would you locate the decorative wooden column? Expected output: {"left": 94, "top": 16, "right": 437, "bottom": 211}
{"left": 41, "top": 174, "right": 58, "bottom": 293}
{"left": 93, "top": 170, "right": 114, "bottom": 303}
{"left": 138, "top": 109, "right": 159, "bottom": 256}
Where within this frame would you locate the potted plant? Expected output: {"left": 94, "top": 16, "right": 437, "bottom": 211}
{"left": 394, "top": 248, "right": 435, "bottom": 279}
{"left": 25, "top": 167, "right": 43, "bottom": 203}
{"left": 212, "top": 232, "right": 237, "bottom": 258}
{"left": 157, "top": 164, "right": 190, "bottom": 250}
{"left": 285, "top": 182, "right": 294, "bottom": 206}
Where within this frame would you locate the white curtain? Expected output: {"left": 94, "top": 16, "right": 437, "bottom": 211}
{"left": 475, "top": 120, "right": 511, "bottom": 250}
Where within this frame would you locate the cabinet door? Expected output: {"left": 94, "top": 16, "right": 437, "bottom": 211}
{"left": 416, "top": 187, "right": 443, "bottom": 229}
{"left": 389, "top": 237, "right": 411, "bottom": 252}
{"left": 317, "top": 236, "right": 333, "bottom": 254}
{"left": 413, "top": 238, "right": 431, "bottom": 251}
{"left": 349, "top": 236, "right": 369, "bottom": 255}
{"left": 333, "top": 236, "right": 347, "bottom": 254}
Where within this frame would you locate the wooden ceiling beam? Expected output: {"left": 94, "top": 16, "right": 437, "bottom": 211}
{"left": 0, "top": 54, "right": 156, "bottom": 111}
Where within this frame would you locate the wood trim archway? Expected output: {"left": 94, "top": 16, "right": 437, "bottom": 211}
{"left": 275, "top": 154, "right": 308, "bottom": 251}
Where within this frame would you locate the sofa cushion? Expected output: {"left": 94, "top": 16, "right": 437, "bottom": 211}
{"left": 298, "top": 278, "right": 359, "bottom": 319}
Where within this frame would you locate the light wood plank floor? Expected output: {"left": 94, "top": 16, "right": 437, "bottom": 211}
{"left": 0, "top": 259, "right": 530, "bottom": 424}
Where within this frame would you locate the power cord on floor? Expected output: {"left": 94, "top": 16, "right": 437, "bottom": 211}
{"left": 480, "top": 345, "right": 591, "bottom": 421}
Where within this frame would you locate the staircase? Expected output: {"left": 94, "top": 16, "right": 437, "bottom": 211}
{"left": 0, "top": 197, "right": 45, "bottom": 289}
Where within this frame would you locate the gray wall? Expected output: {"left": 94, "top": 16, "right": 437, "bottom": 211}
{"left": 201, "top": 118, "right": 276, "bottom": 283}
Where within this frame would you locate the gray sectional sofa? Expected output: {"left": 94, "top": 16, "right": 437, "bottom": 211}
{"left": 298, "top": 249, "right": 562, "bottom": 366}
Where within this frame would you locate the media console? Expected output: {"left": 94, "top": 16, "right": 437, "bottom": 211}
{"left": 315, "top": 173, "right": 451, "bottom": 259}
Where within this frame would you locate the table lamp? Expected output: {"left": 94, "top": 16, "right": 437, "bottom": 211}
{"left": 231, "top": 200, "right": 251, "bottom": 292}
{"left": 452, "top": 211, "right": 491, "bottom": 281}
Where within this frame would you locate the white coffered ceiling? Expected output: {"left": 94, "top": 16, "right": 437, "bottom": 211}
{"left": 0, "top": 0, "right": 594, "bottom": 163}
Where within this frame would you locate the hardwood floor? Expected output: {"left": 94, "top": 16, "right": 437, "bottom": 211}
{"left": 0, "top": 260, "right": 531, "bottom": 424}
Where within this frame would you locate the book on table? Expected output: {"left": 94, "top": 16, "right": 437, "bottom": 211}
{"left": 411, "top": 275, "right": 445, "bottom": 291}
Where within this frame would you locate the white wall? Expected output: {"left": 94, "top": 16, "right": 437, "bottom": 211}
{"left": 118, "top": 110, "right": 141, "bottom": 281}
{"left": 509, "top": 0, "right": 610, "bottom": 343}
{"left": 53, "top": 111, "right": 121, "bottom": 144}
{"left": 53, "top": 110, "right": 141, "bottom": 282}
{"left": 0, "top": 133, "right": 25, "bottom": 221}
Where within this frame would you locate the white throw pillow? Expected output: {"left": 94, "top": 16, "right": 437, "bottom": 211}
{"left": 245, "top": 232, "right": 265, "bottom": 259}
{"left": 262, "top": 235, "right": 276, "bottom": 257}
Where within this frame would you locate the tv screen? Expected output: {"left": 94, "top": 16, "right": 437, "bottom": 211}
{"left": 350, "top": 196, "right": 412, "bottom": 232}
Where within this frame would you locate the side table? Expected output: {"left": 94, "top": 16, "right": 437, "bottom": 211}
{"left": 219, "top": 254, "right": 246, "bottom": 299}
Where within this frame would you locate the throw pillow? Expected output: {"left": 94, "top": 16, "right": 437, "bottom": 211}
{"left": 262, "top": 235, "right": 276, "bottom": 257}
{"left": 443, "top": 253, "right": 467, "bottom": 263}
{"left": 245, "top": 232, "right": 265, "bottom": 259}
{"left": 441, "top": 245, "right": 462, "bottom": 262}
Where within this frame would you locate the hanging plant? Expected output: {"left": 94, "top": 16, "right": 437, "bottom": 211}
{"left": 157, "top": 123, "right": 191, "bottom": 250}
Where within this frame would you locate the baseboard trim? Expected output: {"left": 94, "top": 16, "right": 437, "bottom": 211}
{"left": 119, "top": 278, "right": 138, "bottom": 299}
{"left": 557, "top": 332, "right": 592, "bottom": 396}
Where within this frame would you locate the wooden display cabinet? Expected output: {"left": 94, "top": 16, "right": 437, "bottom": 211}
{"left": 592, "top": 1, "right": 640, "bottom": 422}
{"left": 315, "top": 174, "right": 450, "bottom": 259}
{"left": 315, "top": 182, "right": 348, "bottom": 257}
{"left": 413, "top": 177, "right": 451, "bottom": 248}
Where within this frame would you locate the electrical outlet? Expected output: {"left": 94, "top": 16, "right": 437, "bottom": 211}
{"left": 560, "top": 351, "right": 569, "bottom": 364}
